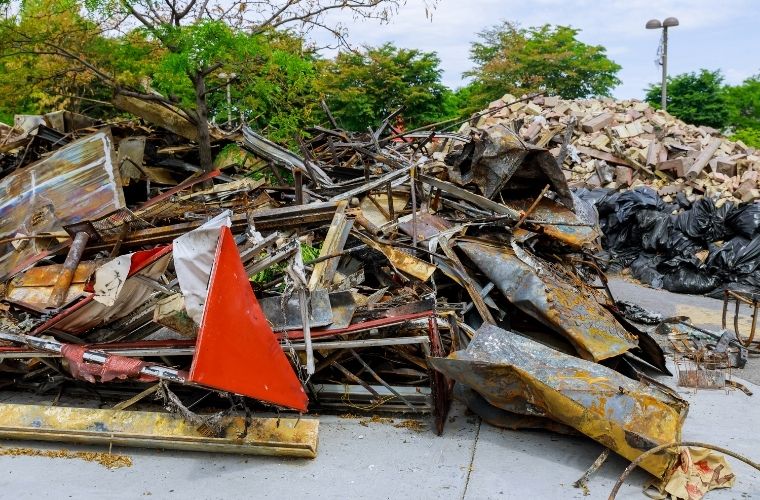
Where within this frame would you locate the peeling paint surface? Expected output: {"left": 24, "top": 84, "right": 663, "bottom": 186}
{"left": 430, "top": 324, "right": 688, "bottom": 478}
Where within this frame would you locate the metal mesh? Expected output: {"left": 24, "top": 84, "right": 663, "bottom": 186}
{"left": 90, "top": 208, "right": 154, "bottom": 240}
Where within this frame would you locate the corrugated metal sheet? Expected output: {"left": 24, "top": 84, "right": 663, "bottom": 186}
{"left": 0, "top": 130, "right": 124, "bottom": 280}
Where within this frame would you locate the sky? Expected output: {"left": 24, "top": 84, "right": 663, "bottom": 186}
{"left": 311, "top": 0, "right": 760, "bottom": 99}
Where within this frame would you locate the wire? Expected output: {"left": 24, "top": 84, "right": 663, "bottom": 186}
{"left": 608, "top": 441, "right": 760, "bottom": 500}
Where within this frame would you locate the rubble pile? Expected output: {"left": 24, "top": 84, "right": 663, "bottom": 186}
{"left": 0, "top": 97, "right": 748, "bottom": 497}
{"left": 477, "top": 94, "right": 760, "bottom": 203}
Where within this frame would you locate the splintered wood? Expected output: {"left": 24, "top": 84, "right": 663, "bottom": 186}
{"left": 474, "top": 94, "right": 760, "bottom": 205}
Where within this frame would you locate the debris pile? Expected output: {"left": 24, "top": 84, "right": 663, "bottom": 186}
{"left": 0, "top": 97, "right": 747, "bottom": 497}
{"left": 478, "top": 94, "right": 760, "bottom": 203}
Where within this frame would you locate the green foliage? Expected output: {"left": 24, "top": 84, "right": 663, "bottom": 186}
{"left": 319, "top": 43, "right": 453, "bottom": 131}
{"left": 464, "top": 22, "right": 621, "bottom": 109}
{"left": 731, "top": 128, "right": 760, "bottom": 148}
{"left": 218, "top": 32, "right": 320, "bottom": 144}
{"left": 725, "top": 74, "right": 760, "bottom": 131}
{"left": 0, "top": 0, "right": 116, "bottom": 117}
{"left": 645, "top": 69, "right": 729, "bottom": 129}
{"left": 0, "top": 4, "right": 319, "bottom": 142}
{"left": 250, "top": 243, "right": 321, "bottom": 284}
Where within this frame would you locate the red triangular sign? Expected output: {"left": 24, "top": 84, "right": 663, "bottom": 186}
{"left": 189, "top": 227, "right": 308, "bottom": 411}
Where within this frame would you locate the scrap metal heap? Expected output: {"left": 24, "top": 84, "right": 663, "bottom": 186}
{"left": 0, "top": 101, "right": 740, "bottom": 495}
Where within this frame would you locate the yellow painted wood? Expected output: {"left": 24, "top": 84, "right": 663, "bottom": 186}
{"left": 0, "top": 403, "right": 318, "bottom": 458}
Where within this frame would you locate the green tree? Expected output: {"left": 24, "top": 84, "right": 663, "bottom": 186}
{"left": 645, "top": 69, "right": 728, "bottom": 129}
{"left": 725, "top": 74, "right": 760, "bottom": 129}
{"left": 1, "top": 0, "right": 420, "bottom": 170}
{"left": 464, "top": 22, "right": 621, "bottom": 109}
{"left": 319, "top": 43, "right": 452, "bottom": 131}
{"left": 0, "top": 0, "right": 153, "bottom": 121}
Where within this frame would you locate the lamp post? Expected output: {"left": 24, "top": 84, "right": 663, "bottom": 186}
{"left": 217, "top": 72, "right": 237, "bottom": 128}
{"left": 646, "top": 17, "right": 679, "bottom": 111}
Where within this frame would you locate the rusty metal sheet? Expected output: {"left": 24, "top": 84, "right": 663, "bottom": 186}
{"left": 325, "top": 291, "right": 357, "bottom": 329}
{"left": 398, "top": 212, "right": 454, "bottom": 242}
{"left": 447, "top": 125, "right": 573, "bottom": 207}
{"left": 3, "top": 261, "right": 100, "bottom": 312}
{"left": 504, "top": 197, "right": 599, "bottom": 249}
{"left": 0, "top": 402, "right": 318, "bottom": 458}
{"left": 430, "top": 324, "right": 688, "bottom": 478}
{"left": 0, "top": 130, "right": 125, "bottom": 280}
{"left": 354, "top": 233, "right": 436, "bottom": 282}
{"left": 52, "top": 248, "right": 172, "bottom": 334}
{"left": 260, "top": 289, "right": 333, "bottom": 331}
{"left": 458, "top": 239, "right": 637, "bottom": 361}
{"left": 454, "top": 384, "right": 578, "bottom": 435}
{"left": 116, "top": 136, "right": 146, "bottom": 186}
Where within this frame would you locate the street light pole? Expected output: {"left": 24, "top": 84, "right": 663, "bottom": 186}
{"left": 646, "top": 17, "right": 679, "bottom": 112}
{"left": 218, "top": 72, "right": 237, "bottom": 128}
{"left": 661, "top": 26, "right": 668, "bottom": 110}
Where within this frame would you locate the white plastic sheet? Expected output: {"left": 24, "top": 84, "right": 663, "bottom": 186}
{"left": 173, "top": 211, "right": 232, "bottom": 324}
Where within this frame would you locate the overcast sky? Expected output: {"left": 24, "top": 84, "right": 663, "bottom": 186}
{"left": 311, "top": 0, "right": 760, "bottom": 99}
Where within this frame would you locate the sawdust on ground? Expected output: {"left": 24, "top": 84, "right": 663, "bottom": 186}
{"left": 0, "top": 446, "right": 132, "bottom": 469}
{"left": 676, "top": 304, "right": 755, "bottom": 337}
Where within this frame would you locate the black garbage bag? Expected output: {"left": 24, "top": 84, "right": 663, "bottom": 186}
{"left": 731, "top": 234, "right": 760, "bottom": 275}
{"left": 706, "top": 235, "right": 760, "bottom": 276}
{"left": 726, "top": 203, "right": 760, "bottom": 239}
{"left": 572, "top": 187, "right": 614, "bottom": 207}
{"left": 661, "top": 267, "right": 720, "bottom": 294}
{"left": 662, "top": 228, "right": 703, "bottom": 261}
{"left": 615, "top": 300, "right": 663, "bottom": 325}
{"left": 672, "top": 198, "right": 734, "bottom": 242}
{"left": 706, "top": 282, "right": 760, "bottom": 299}
{"left": 607, "top": 187, "right": 668, "bottom": 226}
{"left": 637, "top": 210, "right": 671, "bottom": 251}
{"left": 630, "top": 253, "right": 664, "bottom": 288}
{"left": 706, "top": 237, "right": 748, "bottom": 273}
{"left": 675, "top": 191, "right": 691, "bottom": 209}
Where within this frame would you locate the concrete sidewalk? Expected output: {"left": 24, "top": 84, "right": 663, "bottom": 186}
{"left": 0, "top": 376, "right": 757, "bottom": 499}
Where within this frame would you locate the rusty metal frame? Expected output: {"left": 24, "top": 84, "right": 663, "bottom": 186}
{"left": 721, "top": 290, "right": 759, "bottom": 347}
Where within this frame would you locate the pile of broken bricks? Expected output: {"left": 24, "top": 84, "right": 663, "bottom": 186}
{"left": 476, "top": 93, "right": 760, "bottom": 205}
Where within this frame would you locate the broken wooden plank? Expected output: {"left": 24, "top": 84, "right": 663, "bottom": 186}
{"left": 112, "top": 94, "right": 204, "bottom": 142}
{"left": 574, "top": 145, "right": 629, "bottom": 165}
{"left": 685, "top": 138, "right": 723, "bottom": 180}
{"left": 308, "top": 200, "right": 353, "bottom": 291}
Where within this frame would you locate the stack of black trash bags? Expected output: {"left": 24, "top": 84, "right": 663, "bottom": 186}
{"left": 577, "top": 187, "right": 760, "bottom": 296}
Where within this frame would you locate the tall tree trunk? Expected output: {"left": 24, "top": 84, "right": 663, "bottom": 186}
{"left": 192, "top": 72, "right": 214, "bottom": 172}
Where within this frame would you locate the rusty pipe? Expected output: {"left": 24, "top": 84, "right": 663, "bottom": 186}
{"left": 48, "top": 231, "right": 90, "bottom": 309}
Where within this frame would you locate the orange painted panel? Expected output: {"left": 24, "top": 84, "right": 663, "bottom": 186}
{"left": 189, "top": 227, "right": 308, "bottom": 411}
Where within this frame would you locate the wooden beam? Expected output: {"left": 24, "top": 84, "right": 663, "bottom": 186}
{"left": 0, "top": 403, "right": 318, "bottom": 458}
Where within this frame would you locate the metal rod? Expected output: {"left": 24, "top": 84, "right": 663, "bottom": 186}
{"left": 48, "top": 231, "right": 90, "bottom": 309}
{"left": 294, "top": 168, "right": 304, "bottom": 205}
{"left": 386, "top": 182, "right": 395, "bottom": 220}
{"left": 514, "top": 184, "right": 550, "bottom": 230}
{"left": 410, "top": 167, "right": 418, "bottom": 247}
{"left": 299, "top": 288, "right": 315, "bottom": 375}
{"left": 0, "top": 331, "right": 187, "bottom": 383}
{"left": 661, "top": 26, "right": 668, "bottom": 110}
{"left": 349, "top": 349, "right": 417, "bottom": 412}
